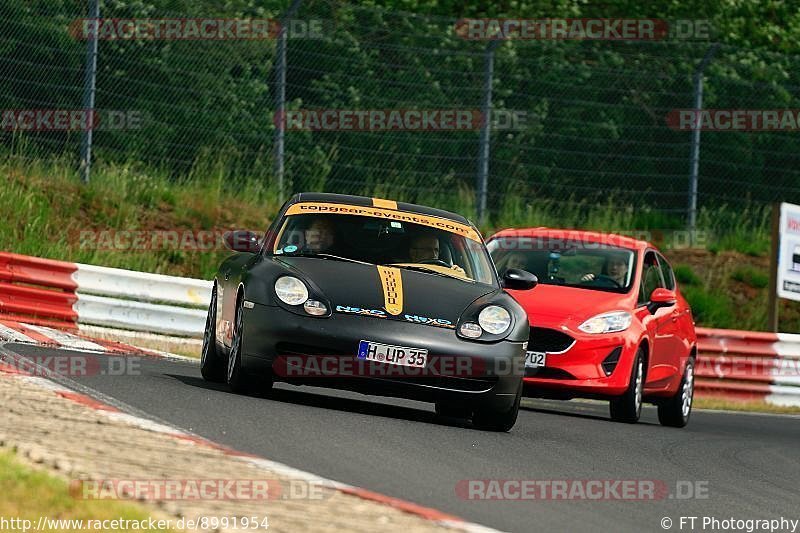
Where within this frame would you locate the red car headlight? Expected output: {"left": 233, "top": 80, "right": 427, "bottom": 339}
{"left": 578, "top": 311, "right": 632, "bottom": 334}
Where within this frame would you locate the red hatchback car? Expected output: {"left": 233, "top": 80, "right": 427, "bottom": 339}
{"left": 487, "top": 228, "right": 697, "bottom": 427}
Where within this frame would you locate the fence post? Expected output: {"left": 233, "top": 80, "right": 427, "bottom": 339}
{"left": 274, "top": 0, "right": 303, "bottom": 203}
{"left": 476, "top": 40, "right": 499, "bottom": 226}
{"left": 79, "top": 0, "right": 100, "bottom": 184}
{"left": 767, "top": 203, "right": 781, "bottom": 332}
{"left": 687, "top": 43, "right": 719, "bottom": 242}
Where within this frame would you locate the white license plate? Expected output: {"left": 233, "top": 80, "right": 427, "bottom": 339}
{"left": 357, "top": 340, "right": 427, "bottom": 368}
{"left": 525, "top": 351, "right": 546, "bottom": 368}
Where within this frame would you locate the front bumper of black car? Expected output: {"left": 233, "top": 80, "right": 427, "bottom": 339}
{"left": 241, "top": 303, "right": 525, "bottom": 411}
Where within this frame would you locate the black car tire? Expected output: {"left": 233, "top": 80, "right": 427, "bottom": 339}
{"left": 227, "top": 298, "right": 251, "bottom": 394}
{"left": 226, "top": 296, "right": 274, "bottom": 396}
{"left": 657, "top": 357, "right": 695, "bottom": 428}
{"left": 200, "top": 284, "right": 226, "bottom": 383}
{"left": 472, "top": 380, "right": 523, "bottom": 432}
{"left": 610, "top": 348, "right": 644, "bottom": 423}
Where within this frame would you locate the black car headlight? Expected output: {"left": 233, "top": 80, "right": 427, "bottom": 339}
{"left": 275, "top": 276, "right": 309, "bottom": 305}
{"left": 457, "top": 296, "right": 517, "bottom": 342}
{"left": 271, "top": 276, "right": 330, "bottom": 317}
{"left": 478, "top": 305, "right": 512, "bottom": 335}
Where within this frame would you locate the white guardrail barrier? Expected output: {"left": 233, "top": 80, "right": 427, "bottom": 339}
{"left": 0, "top": 252, "right": 211, "bottom": 337}
{"left": 74, "top": 265, "right": 212, "bottom": 337}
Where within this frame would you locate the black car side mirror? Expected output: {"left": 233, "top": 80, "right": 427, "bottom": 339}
{"left": 224, "top": 230, "right": 261, "bottom": 253}
{"left": 503, "top": 268, "right": 538, "bottom": 290}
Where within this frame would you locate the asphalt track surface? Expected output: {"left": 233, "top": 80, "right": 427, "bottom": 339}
{"left": 6, "top": 343, "right": 800, "bottom": 533}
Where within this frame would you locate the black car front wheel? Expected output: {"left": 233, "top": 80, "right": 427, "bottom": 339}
{"left": 227, "top": 298, "right": 251, "bottom": 394}
{"left": 227, "top": 297, "right": 274, "bottom": 396}
{"left": 200, "top": 284, "right": 226, "bottom": 383}
{"left": 472, "top": 380, "right": 523, "bottom": 432}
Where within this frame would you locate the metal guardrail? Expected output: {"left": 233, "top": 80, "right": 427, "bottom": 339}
{"left": 0, "top": 252, "right": 210, "bottom": 337}
{"left": 695, "top": 327, "right": 800, "bottom": 406}
{"left": 73, "top": 263, "right": 211, "bottom": 307}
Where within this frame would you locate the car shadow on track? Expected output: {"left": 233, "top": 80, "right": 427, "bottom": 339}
{"left": 170, "top": 373, "right": 474, "bottom": 430}
{"left": 521, "top": 399, "right": 661, "bottom": 426}
{"left": 520, "top": 402, "right": 610, "bottom": 423}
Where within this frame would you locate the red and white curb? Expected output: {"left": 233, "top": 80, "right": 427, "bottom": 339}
{"left": 0, "top": 319, "right": 149, "bottom": 355}
{"left": 0, "top": 319, "right": 197, "bottom": 363}
{"left": 0, "top": 345, "right": 497, "bottom": 533}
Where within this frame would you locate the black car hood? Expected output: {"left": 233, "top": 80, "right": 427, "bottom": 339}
{"left": 276, "top": 256, "right": 497, "bottom": 324}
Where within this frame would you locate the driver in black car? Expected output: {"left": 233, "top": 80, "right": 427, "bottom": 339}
{"left": 580, "top": 253, "right": 629, "bottom": 286}
{"left": 304, "top": 218, "right": 337, "bottom": 253}
{"left": 408, "top": 233, "right": 440, "bottom": 263}
{"left": 406, "top": 232, "right": 466, "bottom": 274}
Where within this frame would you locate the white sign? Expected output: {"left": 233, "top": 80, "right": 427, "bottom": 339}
{"left": 777, "top": 202, "right": 800, "bottom": 302}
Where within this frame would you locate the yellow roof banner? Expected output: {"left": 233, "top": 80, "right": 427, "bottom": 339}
{"left": 371, "top": 197, "right": 398, "bottom": 209}
{"left": 285, "top": 202, "right": 482, "bottom": 242}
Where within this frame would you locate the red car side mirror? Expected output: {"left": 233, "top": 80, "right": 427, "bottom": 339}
{"left": 648, "top": 288, "right": 677, "bottom": 313}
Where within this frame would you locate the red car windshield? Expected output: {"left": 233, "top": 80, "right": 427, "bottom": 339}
{"left": 488, "top": 237, "right": 636, "bottom": 293}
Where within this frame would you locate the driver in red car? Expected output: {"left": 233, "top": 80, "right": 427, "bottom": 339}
{"left": 580, "top": 253, "right": 629, "bottom": 286}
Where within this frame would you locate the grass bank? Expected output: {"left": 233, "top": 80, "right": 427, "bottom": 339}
{"left": 0, "top": 449, "right": 175, "bottom": 532}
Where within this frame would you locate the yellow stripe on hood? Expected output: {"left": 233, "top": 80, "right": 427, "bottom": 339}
{"left": 376, "top": 266, "right": 403, "bottom": 315}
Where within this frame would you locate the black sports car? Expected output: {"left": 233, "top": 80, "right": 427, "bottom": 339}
{"left": 201, "top": 193, "right": 537, "bottom": 431}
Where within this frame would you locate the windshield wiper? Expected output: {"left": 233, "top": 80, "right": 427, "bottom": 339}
{"left": 280, "top": 251, "right": 372, "bottom": 265}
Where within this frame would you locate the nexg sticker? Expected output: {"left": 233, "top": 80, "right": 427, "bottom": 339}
{"left": 404, "top": 314, "right": 456, "bottom": 329}
{"left": 336, "top": 306, "right": 387, "bottom": 318}
{"left": 283, "top": 245, "right": 298, "bottom": 253}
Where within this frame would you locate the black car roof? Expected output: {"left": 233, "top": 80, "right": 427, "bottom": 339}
{"left": 291, "top": 192, "right": 472, "bottom": 226}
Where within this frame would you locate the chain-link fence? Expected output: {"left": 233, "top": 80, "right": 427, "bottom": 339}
{"left": 3, "top": 0, "right": 800, "bottom": 226}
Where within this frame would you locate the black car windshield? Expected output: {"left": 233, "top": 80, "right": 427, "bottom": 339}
{"left": 488, "top": 237, "right": 636, "bottom": 293}
{"left": 272, "top": 210, "right": 496, "bottom": 285}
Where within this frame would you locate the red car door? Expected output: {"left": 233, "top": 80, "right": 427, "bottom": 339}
{"left": 640, "top": 251, "right": 677, "bottom": 391}
{"left": 656, "top": 253, "right": 692, "bottom": 382}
